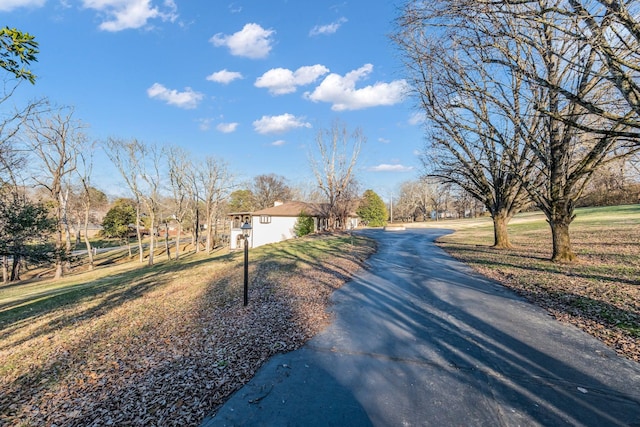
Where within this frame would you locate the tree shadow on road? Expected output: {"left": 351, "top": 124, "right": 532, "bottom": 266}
{"left": 310, "top": 228, "right": 640, "bottom": 426}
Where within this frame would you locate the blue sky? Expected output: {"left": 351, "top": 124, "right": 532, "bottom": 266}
{"left": 3, "top": 0, "right": 424, "bottom": 199}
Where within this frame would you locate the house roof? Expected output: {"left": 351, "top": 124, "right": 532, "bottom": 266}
{"left": 229, "top": 201, "right": 359, "bottom": 218}
{"left": 252, "top": 201, "right": 326, "bottom": 217}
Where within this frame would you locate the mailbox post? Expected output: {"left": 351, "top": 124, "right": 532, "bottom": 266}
{"left": 241, "top": 220, "right": 252, "bottom": 306}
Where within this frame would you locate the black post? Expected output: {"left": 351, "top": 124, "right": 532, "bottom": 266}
{"left": 243, "top": 236, "right": 249, "bottom": 306}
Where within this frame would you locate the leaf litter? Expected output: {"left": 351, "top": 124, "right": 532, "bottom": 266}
{"left": 0, "top": 234, "right": 375, "bottom": 426}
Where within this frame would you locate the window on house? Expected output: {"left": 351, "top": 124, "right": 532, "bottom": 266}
{"left": 260, "top": 215, "right": 271, "bottom": 224}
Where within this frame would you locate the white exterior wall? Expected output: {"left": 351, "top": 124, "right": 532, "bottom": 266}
{"left": 230, "top": 228, "right": 245, "bottom": 250}
{"left": 229, "top": 214, "right": 252, "bottom": 250}
{"left": 250, "top": 215, "right": 298, "bottom": 248}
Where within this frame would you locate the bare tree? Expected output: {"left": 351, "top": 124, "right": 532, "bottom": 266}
{"left": 495, "top": 0, "right": 640, "bottom": 134}
{"left": 165, "top": 145, "right": 192, "bottom": 260}
{"left": 291, "top": 181, "right": 326, "bottom": 204}
{"left": 138, "top": 143, "right": 164, "bottom": 266}
{"left": 104, "top": 137, "right": 145, "bottom": 262}
{"left": 396, "top": 0, "right": 640, "bottom": 261}
{"left": 487, "top": 0, "right": 640, "bottom": 261}
{"left": 394, "top": 5, "right": 534, "bottom": 247}
{"left": 425, "top": 178, "right": 454, "bottom": 221}
{"left": 0, "top": 91, "right": 47, "bottom": 280}
{"left": 0, "top": 94, "right": 46, "bottom": 186}
{"left": 252, "top": 174, "right": 293, "bottom": 209}
{"left": 577, "top": 155, "right": 638, "bottom": 206}
{"left": 334, "top": 178, "right": 361, "bottom": 229}
{"left": 184, "top": 166, "right": 202, "bottom": 253}
{"left": 395, "top": 181, "right": 423, "bottom": 222}
{"left": 25, "top": 105, "right": 85, "bottom": 278}
{"left": 196, "top": 157, "right": 233, "bottom": 253}
{"left": 74, "top": 143, "right": 100, "bottom": 269}
{"left": 310, "top": 122, "right": 364, "bottom": 230}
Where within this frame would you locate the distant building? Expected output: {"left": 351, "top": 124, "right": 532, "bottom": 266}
{"left": 228, "top": 201, "right": 359, "bottom": 250}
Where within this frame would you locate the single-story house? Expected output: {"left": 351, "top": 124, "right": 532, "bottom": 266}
{"left": 228, "top": 201, "right": 359, "bottom": 250}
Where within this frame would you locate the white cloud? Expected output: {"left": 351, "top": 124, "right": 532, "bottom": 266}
{"left": 368, "top": 164, "right": 414, "bottom": 172}
{"left": 408, "top": 112, "right": 424, "bottom": 125}
{"left": 309, "top": 17, "right": 347, "bottom": 36}
{"left": 255, "top": 64, "right": 329, "bottom": 95}
{"left": 206, "top": 69, "right": 243, "bottom": 84}
{"left": 82, "top": 0, "right": 178, "bottom": 32}
{"left": 253, "top": 113, "right": 311, "bottom": 134}
{"left": 197, "top": 118, "right": 213, "bottom": 131}
{"left": 147, "top": 83, "right": 203, "bottom": 109}
{"left": 305, "top": 64, "right": 408, "bottom": 111}
{"left": 217, "top": 122, "right": 239, "bottom": 133}
{"left": 210, "top": 23, "right": 275, "bottom": 59}
{"left": 0, "top": 0, "right": 45, "bottom": 11}
{"left": 271, "top": 140, "right": 286, "bottom": 146}
{"left": 228, "top": 2, "right": 241, "bottom": 13}
{"left": 378, "top": 137, "right": 390, "bottom": 143}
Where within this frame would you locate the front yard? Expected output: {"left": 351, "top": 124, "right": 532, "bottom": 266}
{"left": 0, "top": 233, "right": 375, "bottom": 426}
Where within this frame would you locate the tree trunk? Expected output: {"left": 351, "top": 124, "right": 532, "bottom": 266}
{"left": 206, "top": 211, "right": 213, "bottom": 253}
{"left": 213, "top": 215, "right": 219, "bottom": 249}
{"left": 206, "top": 223, "right": 213, "bottom": 253}
{"left": 61, "top": 190, "right": 72, "bottom": 274}
{"left": 125, "top": 237, "right": 132, "bottom": 258}
{"left": 54, "top": 224, "right": 64, "bottom": 279}
{"left": 550, "top": 218, "right": 576, "bottom": 262}
{"left": 83, "top": 207, "right": 94, "bottom": 270}
{"left": 175, "top": 222, "right": 182, "bottom": 260}
{"left": 135, "top": 204, "right": 144, "bottom": 263}
{"left": 165, "top": 222, "right": 171, "bottom": 260}
{"left": 10, "top": 256, "right": 21, "bottom": 281}
{"left": 2, "top": 256, "right": 8, "bottom": 283}
{"left": 492, "top": 212, "right": 513, "bottom": 248}
{"left": 194, "top": 207, "right": 200, "bottom": 253}
{"left": 147, "top": 212, "right": 155, "bottom": 266}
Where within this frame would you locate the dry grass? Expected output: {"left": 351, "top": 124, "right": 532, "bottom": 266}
{"left": 0, "top": 233, "right": 376, "bottom": 426}
{"left": 4, "top": 205, "right": 637, "bottom": 426}
{"left": 433, "top": 205, "right": 640, "bottom": 362}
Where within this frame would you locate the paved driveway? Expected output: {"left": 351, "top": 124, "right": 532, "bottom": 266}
{"left": 202, "top": 228, "right": 640, "bottom": 426}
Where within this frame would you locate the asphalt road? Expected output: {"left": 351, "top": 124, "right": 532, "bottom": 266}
{"left": 202, "top": 228, "right": 640, "bottom": 426}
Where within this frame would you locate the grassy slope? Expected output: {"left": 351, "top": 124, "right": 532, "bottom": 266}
{"left": 2, "top": 206, "right": 638, "bottom": 423}
{"left": 0, "top": 233, "right": 375, "bottom": 426}
{"left": 433, "top": 205, "right": 640, "bottom": 361}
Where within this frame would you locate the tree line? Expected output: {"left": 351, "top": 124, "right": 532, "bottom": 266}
{"left": 393, "top": 0, "right": 640, "bottom": 261}
{"left": 0, "top": 27, "right": 368, "bottom": 283}
{"left": 2, "top": 117, "right": 368, "bottom": 282}
{"left": 0, "top": 23, "right": 377, "bottom": 283}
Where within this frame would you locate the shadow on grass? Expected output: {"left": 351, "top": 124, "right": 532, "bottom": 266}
{"left": 440, "top": 242, "right": 640, "bottom": 287}
{"left": 1, "top": 234, "right": 368, "bottom": 345}
{"left": 0, "top": 252, "right": 231, "bottom": 349}
{"left": 206, "top": 234, "right": 375, "bottom": 313}
{"left": 438, "top": 241, "right": 640, "bottom": 348}
{"left": 0, "top": 233, "right": 376, "bottom": 426}
{"left": 538, "top": 290, "right": 640, "bottom": 338}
